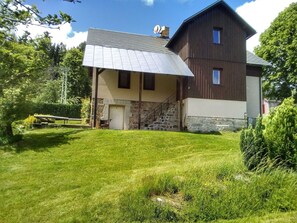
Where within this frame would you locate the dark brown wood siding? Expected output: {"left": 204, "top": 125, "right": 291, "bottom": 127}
{"left": 169, "top": 5, "right": 248, "bottom": 101}
{"left": 169, "top": 27, "right": 189, "bottom": 61}
{"left": 186, "top": 59, "right": 246, "bottom": 101}
{"left": 187, "top": 6, "right": 246, "bottom": 62}
{"left": 246, "top": 65, "right": 262, "bottom": 77}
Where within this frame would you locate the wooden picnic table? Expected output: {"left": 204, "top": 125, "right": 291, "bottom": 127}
{"left": 34, "top": 115, "right": 81, "bottom": 124}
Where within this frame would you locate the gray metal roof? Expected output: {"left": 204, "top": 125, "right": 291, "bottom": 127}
{"left": 247, "top": 51, "right": 271, "bottom": 66}
{"left": 83, "top": 28, "right": 194, "bottom": 77}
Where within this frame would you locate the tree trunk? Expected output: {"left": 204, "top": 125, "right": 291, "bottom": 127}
{"left": 4, "top": 123, "right": 13, "bottom": 138}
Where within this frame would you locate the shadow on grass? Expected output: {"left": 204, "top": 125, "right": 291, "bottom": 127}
{"left": 1, "top": 129, "right": 85, "bottom": 153}
{"left": 182, "top": 130, "right": 222, "bottom": 136}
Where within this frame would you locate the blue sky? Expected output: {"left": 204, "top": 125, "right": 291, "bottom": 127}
{"left": 25, "top": 0, "right": 249, "bottom": 35}
{"left": 20, "top": 0, "right": 296, "bottom": 51}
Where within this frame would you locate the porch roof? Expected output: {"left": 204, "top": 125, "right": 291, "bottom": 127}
{"left": 83, "top": 28, "right": 194, "bottom": 77}
{"left": 246, "top": 51, "right": 271, "bottom": 66}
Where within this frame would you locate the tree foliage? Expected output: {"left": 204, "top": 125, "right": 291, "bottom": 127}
{"left": 255, "top": 2, "right": 297, "bottom": 101}
{"left": 0, "top": 0, "right": 79, "bottom": 40}
{"left": 0, "top": 0, "right": 82, "bottom": 140}
{"left": 62, "top": 47, "right": 91, "bottom": 101}
{"left": 0, "top": 39, "right": 47, "bottom": 138}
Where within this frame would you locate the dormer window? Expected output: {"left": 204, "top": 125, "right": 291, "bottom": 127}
{"left": 213, "top": 28, "right": 222, "bottom": 44}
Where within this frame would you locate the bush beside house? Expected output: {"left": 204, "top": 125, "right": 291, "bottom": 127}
{"left": 240, "top": 97, "right": 297, "bottom": 170}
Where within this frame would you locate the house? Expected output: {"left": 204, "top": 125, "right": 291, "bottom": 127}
{"left": 83, "top": 0, "right": 270, "bottom": 132}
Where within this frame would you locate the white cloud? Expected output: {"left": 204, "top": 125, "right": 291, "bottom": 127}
{"left": 236, "top": 0, "right": 296, "bottom": 52}
{"left": 16, "top": 22, "right": 87, "bottom": 49}
{"left": 142, "top": 0, "right": 154, "bottom": 6}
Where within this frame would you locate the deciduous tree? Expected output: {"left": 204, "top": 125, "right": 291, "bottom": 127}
{"left": 62, "top": 47, "right": 91, "bottom": 102}
{"left": 255, "top": 2, "right": 297, "bottom": 101}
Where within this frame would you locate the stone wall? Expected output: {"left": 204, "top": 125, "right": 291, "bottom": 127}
{"left": 91, "top": 97, "right": 245, "bottom": 132}
{"left": 129, "top": 101, "right": 159, "bottom": 129}
{"left": 145, "top": 103, "right": 179, "bottom": 131}
{"left": 185, "top": 116, "right": 247, "bottom": 132}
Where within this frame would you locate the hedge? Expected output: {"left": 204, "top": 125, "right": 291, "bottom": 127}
{"left": 29, "top": 102, "right": 82, "bottom": 118}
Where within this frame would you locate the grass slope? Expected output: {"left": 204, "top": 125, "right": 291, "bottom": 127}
{"left": 0, "top": 129, "right": 296, "bottom": 222}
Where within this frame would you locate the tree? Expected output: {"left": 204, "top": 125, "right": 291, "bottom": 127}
{"left": 0, "top": 0, "right": 80, "bottom": 40}
{"left": 0, "top": 39, "right": 48, "bottom": 139}
{"left": 0, "top": 0, "right": 79, "bottom": 141}
{"left": 255, "top": 2, "right": 297, "bottom": 101}
{"left": 62, "top": 47, "right": 91, "bottom": 102}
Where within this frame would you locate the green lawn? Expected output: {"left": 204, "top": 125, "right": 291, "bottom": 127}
{"left": 0, "top": 129, "right": 296, "bottom": 222}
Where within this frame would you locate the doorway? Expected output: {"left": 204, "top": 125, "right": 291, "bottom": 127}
{"left": 109, "top": 105, "right": 124, "bottom": 130}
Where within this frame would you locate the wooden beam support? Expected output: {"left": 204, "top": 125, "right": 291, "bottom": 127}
{"left": 179, "top": 76, "right": 183, "bottom": 131}
{"left": 138, "top": 73, "right": 143, "bottom": 130}
{"left": 93, "top": 68, "right": 105, "bottom": 128}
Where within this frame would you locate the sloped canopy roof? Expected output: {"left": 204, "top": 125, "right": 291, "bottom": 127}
{"left": 247, "top": 51, "right": 271, "bottom": 66}
{"left": 83, "top": 29, "right": 194, "bottom": 77}
{"left": 167, "top": 0, "right": 256, "bottom": 47}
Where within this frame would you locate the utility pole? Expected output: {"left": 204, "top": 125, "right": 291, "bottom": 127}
{"left": 60, "top": 67, "right": 69, "bottom": 104}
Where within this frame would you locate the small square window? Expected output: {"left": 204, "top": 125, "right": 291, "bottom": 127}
{"left": 213, "top": 28, "right": 221, "bottom": 44}
{"left": 143, "top": 73, "right": 155, "bottom": 90}
{"left": 213, "top": 69, "right": 221, "bottom": 85}
{"left": 118, "top": 70, "right": 130, "bottom": 89}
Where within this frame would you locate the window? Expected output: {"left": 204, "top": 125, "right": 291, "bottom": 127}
{"left": 213, "top": 69, "right": 221, "bottom": 85}
{"left": 118, "top": 70, "right": 130, "bottom": 89}
{"left": 213, "top": 28, "right": 221, "bottom": 44}
{"left": 143, "top": 73, "right": 155, "bottom": 90}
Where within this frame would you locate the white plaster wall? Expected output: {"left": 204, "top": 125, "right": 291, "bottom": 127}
{"left": 246, "top": 76, "right": 261, "bottom": 118}
{"left": 94, "top": 69, "right": 176, "bottom": 103}
{"left": 184, "top": 98, "right": 247, "bottom": 119}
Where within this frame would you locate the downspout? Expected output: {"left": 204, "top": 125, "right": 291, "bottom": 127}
{"left": 93, "top": 68, "right": 105, "bottom": 128}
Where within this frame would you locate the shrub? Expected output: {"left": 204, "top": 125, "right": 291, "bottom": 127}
{"left": 80, "top": 98, "right": 91, "bottom": 124}
{"left": 240, "top": 117, "right": 268, "bottom": 170}
{"left": 264, "top": 97, "right": 297, "bottom": 169}
{"left": 23, "top": 115, "right": 37, "bottom": 130}
{"left": 240, "top": 97, "right": 297, "bottom": 171}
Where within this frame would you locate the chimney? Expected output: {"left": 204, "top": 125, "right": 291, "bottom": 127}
{"left": 161, "top": 26, "right": 169, "bottom": 38}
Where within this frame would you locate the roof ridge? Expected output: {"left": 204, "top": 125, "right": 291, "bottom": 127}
{"left": 88, "top": 27, "right": 160, "bottom": 40}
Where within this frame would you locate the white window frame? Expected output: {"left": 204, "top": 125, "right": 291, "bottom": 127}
{"left": 213, "top": 69, "right": 221, "bottom": 85}
{"left": 213, "top": 28, "right": 221, "bottom": 44}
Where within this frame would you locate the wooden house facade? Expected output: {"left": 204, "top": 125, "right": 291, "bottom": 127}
{"left": 83, "top": 0, "right": 270, "bottom": 132}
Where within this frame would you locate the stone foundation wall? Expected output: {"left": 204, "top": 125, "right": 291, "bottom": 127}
{"left": 145, "top": 103, "right": 179, "bottom": 131}
{"left": 129, "top": 101, "right": 159, "bottom": 129}
{"left": 185, "top": 116, "right": 247, "bottom": 132}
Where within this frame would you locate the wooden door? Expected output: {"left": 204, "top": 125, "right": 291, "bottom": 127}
{"left": 109, "top": 106, "right": 124, "bottom": 130}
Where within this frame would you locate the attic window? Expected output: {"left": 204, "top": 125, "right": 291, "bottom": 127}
{"left": 213, "top": 28, "right": 222, "bottom": 44}
{"left": 118, "top": 70, "right": 131, "bottom": 89}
